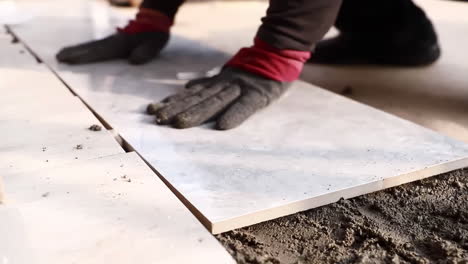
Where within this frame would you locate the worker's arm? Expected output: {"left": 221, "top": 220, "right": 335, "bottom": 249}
{"left": 151, "top": 0, "right": 342, "bottom": 130}
{"left": 56, "top": 0, "right": 185, "bottom": 64}
{"left": 140, "top": 0, "right": 184, "bottom": 19}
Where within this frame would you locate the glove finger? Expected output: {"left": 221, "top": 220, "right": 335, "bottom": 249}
{"left": 173, "top": 84, "right": 242, "bottom": 129}
{"left": 56, "top": 46, "right": 87, "bottom": 63}
{"left": 162, "top": 84, "right": 206, "bottom": 104}
{"left": 128, "top": 35, "right": 168, "bottom": 65}
{"left": 56, "top": 45, "right": 104, "bottom": 64}
{"left": 155, "top": 82, "right": 227, "bottom": 124}
{"left": 185, "top": 76, "right": 213, "bottom": 89}
{"left": 146, "top": 102, "right": 166, "bottom": 115}
{"left": 56, "top": 35, "right": 129, "bottom": 64}
{"left": 216, "top": 90, "right": 268, "bottom": 130}
{"left": 147, "top": 84, "right": 205, "bottom": 115}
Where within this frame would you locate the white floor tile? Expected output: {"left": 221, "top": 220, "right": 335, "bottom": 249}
{"left": 0, "top": 94, "right": 125, "bottom": 175}
{"left": 0, "top": 35, "right": 73, "bottom": 103}
{"left": 0, "top": 175, "right": 4, "bottom": 204}
{"left": 9, "top": 0, "right": 468, "bottom": 234}
{"left": 0, "top": 35, "right": 124, "bottom": 175}
{"left": 301, "top": 0, "right": 468, "bottom": 143}
{"left": 0, "top": 152, "right": 234, "bottom": 264}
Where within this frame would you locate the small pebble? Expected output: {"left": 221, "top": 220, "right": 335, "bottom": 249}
{"left": 453, "top": 180, "right": 463, "bottom": 189}
{"left": 88, "top": 124, "right": 102, "bottom": 131}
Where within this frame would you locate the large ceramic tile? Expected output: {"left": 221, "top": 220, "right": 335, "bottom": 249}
{"left": 0, "top": 34, "right": 73, "bottom": 104}
{"left": 0, "top": 0, "right": 34, "bottom": 25}
{"left": 0, "top": 152, "right": 234, "bottom": 264}
{"left": 0, "top": 36, "right": 124, "bottom": 175}
{"left": 0, "top": 95, "right": 125, "bottom": 175}
{"left": 10, "top": 0, "right": 468, "bottom": 233}
{"left": 302, "top": 0, "right": 468, "bottom": 143}
{"left": 0, "top": 86, "right": 109, "bottom": 150}
{"left": 0, "top": 176, "right": 4, "bottom": 204}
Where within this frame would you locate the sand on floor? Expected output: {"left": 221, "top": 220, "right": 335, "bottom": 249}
{"left": 218, "top": 169, "right": 468, "bottom": 264}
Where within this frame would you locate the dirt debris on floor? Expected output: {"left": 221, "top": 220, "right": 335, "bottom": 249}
{"left": 217, "top": 169, "right": 468, "bottom": 264}
{"left": 88, "top": 124, "right": 102, "bottom": 131}
{"left": 11, "top": 36, "right": 18, "bottom": 44}
{"left": 121, "top": 174, "right": 131, "bottom": 182}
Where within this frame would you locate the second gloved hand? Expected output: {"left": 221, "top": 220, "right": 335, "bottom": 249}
{"left": 56, "top": 32, "right": 169, "bottom": 65}
{"left": 148, "top": 67, "right": 290, "bottom": 130}
{"left": 56, "top": 8, "right": 172, "bottom": 65}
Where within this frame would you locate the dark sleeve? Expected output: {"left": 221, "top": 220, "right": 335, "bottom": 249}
{"left": 140, "top": 0, "right": 186, "bottom": 19}
{"left": 256, "top": 0, "right": 342, "bottom": 51}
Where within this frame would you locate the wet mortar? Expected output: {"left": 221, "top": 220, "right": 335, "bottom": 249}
{"left": 217, "top": 169, "right": 468, "bottom": 264}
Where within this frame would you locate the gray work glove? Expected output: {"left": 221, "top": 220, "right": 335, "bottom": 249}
{"left": 147, "top": 67, "right": 290, "bottom": 130}
{"left": 56, "top": 32, "right": 169, "bottom": 65}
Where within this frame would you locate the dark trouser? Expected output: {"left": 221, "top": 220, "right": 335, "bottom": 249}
{"left": 140, "top": 0, "right": 185, "bottom": 18}
{"left": 140, "top": 0, "right": 432, "bottom": 51}
{"left": 335, "top": 0, "right": 433, "bottom": 39}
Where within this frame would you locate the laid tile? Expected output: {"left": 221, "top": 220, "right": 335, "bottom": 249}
{"left": 0, "top": 133, "right": 123, "bottom": 176}
{"left": 0, "top": 36, "right": 73, "bottom": 105}
{"left": 10, "top": 0, "right": 468, "bottom": 234}
{"left": 0, "top": 176, "right": 4, "bottom": 204}
{"left": 0, "top": 206, "right": 34, "bottom": 264}
{"left": 0, "top": 152, "right": 234, "bottom": 264}
{"left": 301, "top": 0, "right": 468, "bottom": 143}
{"left": 0, "top": 36, "right": 124, "bottom": 175}
{"left": 0, "top": 66, "right": 74, "bottom": 104}
{"left": 0, "top": 95, "right": 125, "bottom": 175}
{"left": 0, "top": 0, "right": 34, "bottom": 25}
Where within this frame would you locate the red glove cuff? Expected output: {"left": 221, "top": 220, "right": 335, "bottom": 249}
{"left": 225, "top": 38, "right": 311, "bottom": 82}
{"left": 118, "top": 8, "right": 173, "bottom": 34}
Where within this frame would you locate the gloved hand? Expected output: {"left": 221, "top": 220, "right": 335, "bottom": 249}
{"left": 56, "top": 32, "right": 169, "bottom": 65}
{"left": 147, "top": 38, "right": 310, "bottom": 130}
{"left": 56, "top": 8, "right": 172, "bottom": 65}
{"left": 147, "top": 67, "right": 289, "bottom": 130}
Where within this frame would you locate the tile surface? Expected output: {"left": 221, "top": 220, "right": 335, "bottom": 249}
{"left": 0, "top": 175, "right": 4, "bottom": 204}
{"left": 0, "top": 35, "right": 124, "bottom": 175}
{"left": 301, "top": 0, "right": 468, "bottom": 143}
{"left": 0, "top": 152, "right": 234, "bottom": 264}
{"left": 1, "top": 32, "right": 233, "bottom": 262}
{"left": 10, "top": 0, "right": 468, "bottom": 233}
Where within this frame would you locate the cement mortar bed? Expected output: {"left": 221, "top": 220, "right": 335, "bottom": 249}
{"left": 217, "top": 170, "right": 468, "bottom": 264}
